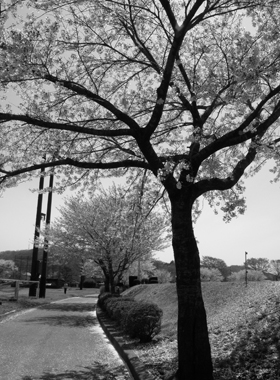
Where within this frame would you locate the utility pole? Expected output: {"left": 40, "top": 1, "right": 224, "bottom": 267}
{"left": 245, "top": 251, "right": 248, "bottom": 287}
{"left": 29, "top": 166, "right": 45, "bottom": 297}
{"left": 39, "top": 171, "right": 54, "bottom": 298}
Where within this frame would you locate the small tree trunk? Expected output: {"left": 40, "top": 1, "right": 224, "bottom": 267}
{"left": 109, "top": 265, "right": 115, "bottom": 293}
{"left": 171, "top": 195, "right": 213, "bottom": 380}
{"left": 104, "top": 276, "right": 110, "bottom": 292}
{"left": 98, "top": 262, "right": 110, "bottom": 292}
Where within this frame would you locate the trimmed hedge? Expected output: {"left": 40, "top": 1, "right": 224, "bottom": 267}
{"left": 100, "top": 294, "right": 163, "bottom": 342}
{"left": 98, "top": 292, "right": 120, "bottom": 309}
{"left": 104, "top": 297, "right": 135, "bottom": 322}
{"left": 124, "top": 302, "right": 163, "bottom": 342}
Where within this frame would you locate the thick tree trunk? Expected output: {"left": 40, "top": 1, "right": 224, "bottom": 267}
{"left": 104, "top": 277, "right": 110, "bottom": 292}
{"left": 171, "top": 196, "right": 213, "bottom": 380}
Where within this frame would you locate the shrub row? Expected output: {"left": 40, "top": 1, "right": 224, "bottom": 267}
{"left": 98, "top": 292, "right": 163, "bottom": 342}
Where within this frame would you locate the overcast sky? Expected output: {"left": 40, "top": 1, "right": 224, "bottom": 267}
{"left": 0, "top": 161, "right": 279, "bottom": 267}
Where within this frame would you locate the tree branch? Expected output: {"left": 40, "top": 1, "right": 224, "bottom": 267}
{"left": 194, "top": 85, "right": 280, "bottom": 167}
{"left": 193, "top": 145, "right": 257, "bottom": 198}
{"left": 0, "top": 113, "right": 134, "bottom": 137}
{"left": 158, "top": 0, "right": 178, "bottom": 30}
{"left": 0, "top": 158, "right": 150, "bottom": 183}
{"left": 44, "top": 74, "right": 141, "bottom": 133}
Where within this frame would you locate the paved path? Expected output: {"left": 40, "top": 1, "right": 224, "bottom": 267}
{"left": 0, "top": 296, "right": 132, "bottom": 380}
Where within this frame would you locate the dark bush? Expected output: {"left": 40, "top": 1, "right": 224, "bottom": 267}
{"left": 129, "top": 276, "right": 138, "bottom": 287}
{"left": 141, "top": 278, "right": 149, "bottom": 284}
{"left": 124, "top": 302, "right": 163, "bottom": 342}
{"left": 149, "top": 277, "right": 158, "bottom": 284}
{"left": 98, "top": 292, "right": 120, "bottom": 309}
{"left": 104, "top": 296, "right": 133, "bottom": 313}
{"left": 99, "top": 295, "right": 163, "bottom": 342}
{"left": 105, "top": 297, "right": 136, "bottom": 324}
{"left": 82, "top": 278, "right": 96, "bottom": 288}
{"left": 104, "top": 297, "right": 122, "bottom": 317}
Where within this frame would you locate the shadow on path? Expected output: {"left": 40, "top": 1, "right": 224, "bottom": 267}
{"left": 39, "top": 303, "right": 96, "bottom": 313}
{"left": 22, "top": 313, "right": 98, "bottom": 328}
{"left": 21, "top": 362, "right": 129, "bottom": 379}
{"left": 21, "top": 303, "right": 97, "bottom": 328}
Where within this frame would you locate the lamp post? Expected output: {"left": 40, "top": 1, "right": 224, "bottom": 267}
{"left": 29, "top": 167, "right": 45, "bottom": 297}
{"left": 39, "top": 170, "right": 54, "bottom": 298}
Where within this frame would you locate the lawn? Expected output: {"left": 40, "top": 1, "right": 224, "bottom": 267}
{"left": 123, "top": 282, "right": 280, "bottom": 380}
{"left": 0, "top": 286, "right": 100, "bottom": 320}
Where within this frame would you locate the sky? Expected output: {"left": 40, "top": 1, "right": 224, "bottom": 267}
{"left": 0, "top": 162, "right": 279, "bottom": 267}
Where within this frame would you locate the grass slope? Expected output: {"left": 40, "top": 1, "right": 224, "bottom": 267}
{"left": 123, "top": 282, "right": 280, "bottom": 380}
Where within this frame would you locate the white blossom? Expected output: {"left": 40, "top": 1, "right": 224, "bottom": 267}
{"left": 157, "top": 168, "right": 167, "bottom": 182}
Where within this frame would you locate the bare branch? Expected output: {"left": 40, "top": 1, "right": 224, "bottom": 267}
{"left": 44, "top": 74, "right": 141, "bottom": 133}
{"left": 194, "top": 145, "right": 257, "bottom": 197}
{"left": 0, "top": 113, "right": 134, "bottom": 137}
{"left": 194, "top": 85, "right": 280, "bottom": 167}
{"left": 0, "top": 157, "right": 150, "bottom": 184}
{"left": 158, "top": 0, "right": 178, "bottom": 30}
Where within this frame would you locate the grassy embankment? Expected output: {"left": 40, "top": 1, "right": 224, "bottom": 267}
{"left": 123, "top": 282, "right": 280, "bottom": 380}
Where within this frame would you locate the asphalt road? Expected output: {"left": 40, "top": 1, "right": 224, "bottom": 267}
{"left": 0, "top": 296, "right": 132, "bottom": 380}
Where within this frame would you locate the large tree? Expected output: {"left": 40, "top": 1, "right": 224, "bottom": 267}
{"left": 246, "top": 257, "right": 270, "bottom": 271}
{"left": 1, "top": 1, "right": 280, "bottom": 379}
{"left": 201, "top": 255, "right": 230, "bottom": 280}
{"left": 50, "top": 185, "right": 168, "bottom": 292}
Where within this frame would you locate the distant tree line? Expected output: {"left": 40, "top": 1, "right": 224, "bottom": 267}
{"left": 200, "top": 256, "right": 280, "bottom": 282}
{"left": 1, "top": 249, "right": 280, "bottom": 284}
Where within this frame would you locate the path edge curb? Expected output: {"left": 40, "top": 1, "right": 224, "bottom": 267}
{"left": 96, "top": 305, "right": 155, "bottom": 380}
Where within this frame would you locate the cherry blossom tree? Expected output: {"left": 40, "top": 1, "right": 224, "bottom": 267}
{"left": 0, "top": 259, "right": 18, "bottom": 278}
{"left": 0, "top": 1, "right": 21, "bottom": 25}
{"left": 201, "top": 256, "right": 230, "bottom": 280}
{"left": 1, "top": 1, "right": 280, "bottom": 378}
{"left": 228, "top": 269, "right": 266, "bottom": 281}
{"left": 50, "top": 185, "right": 168, "bottom": 293}
{"left": 200, "top": 267, "right": 223, "bottom": 282}
{"left": 270, "top": 259, "right": 280, "bottom": 280}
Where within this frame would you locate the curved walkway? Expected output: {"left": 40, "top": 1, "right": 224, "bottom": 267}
{"left": 0, "top": 296, "right": 132, "bottom": 380}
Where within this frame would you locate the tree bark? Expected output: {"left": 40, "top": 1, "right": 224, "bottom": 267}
{"left": 171, "top": 193, "right": 213, "bottom": 380}
{"left": 109, "top": 264, "right": 115, "bottom": 294}
{"left": 104, "top": 276, "right": 110, "bottom": 292}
